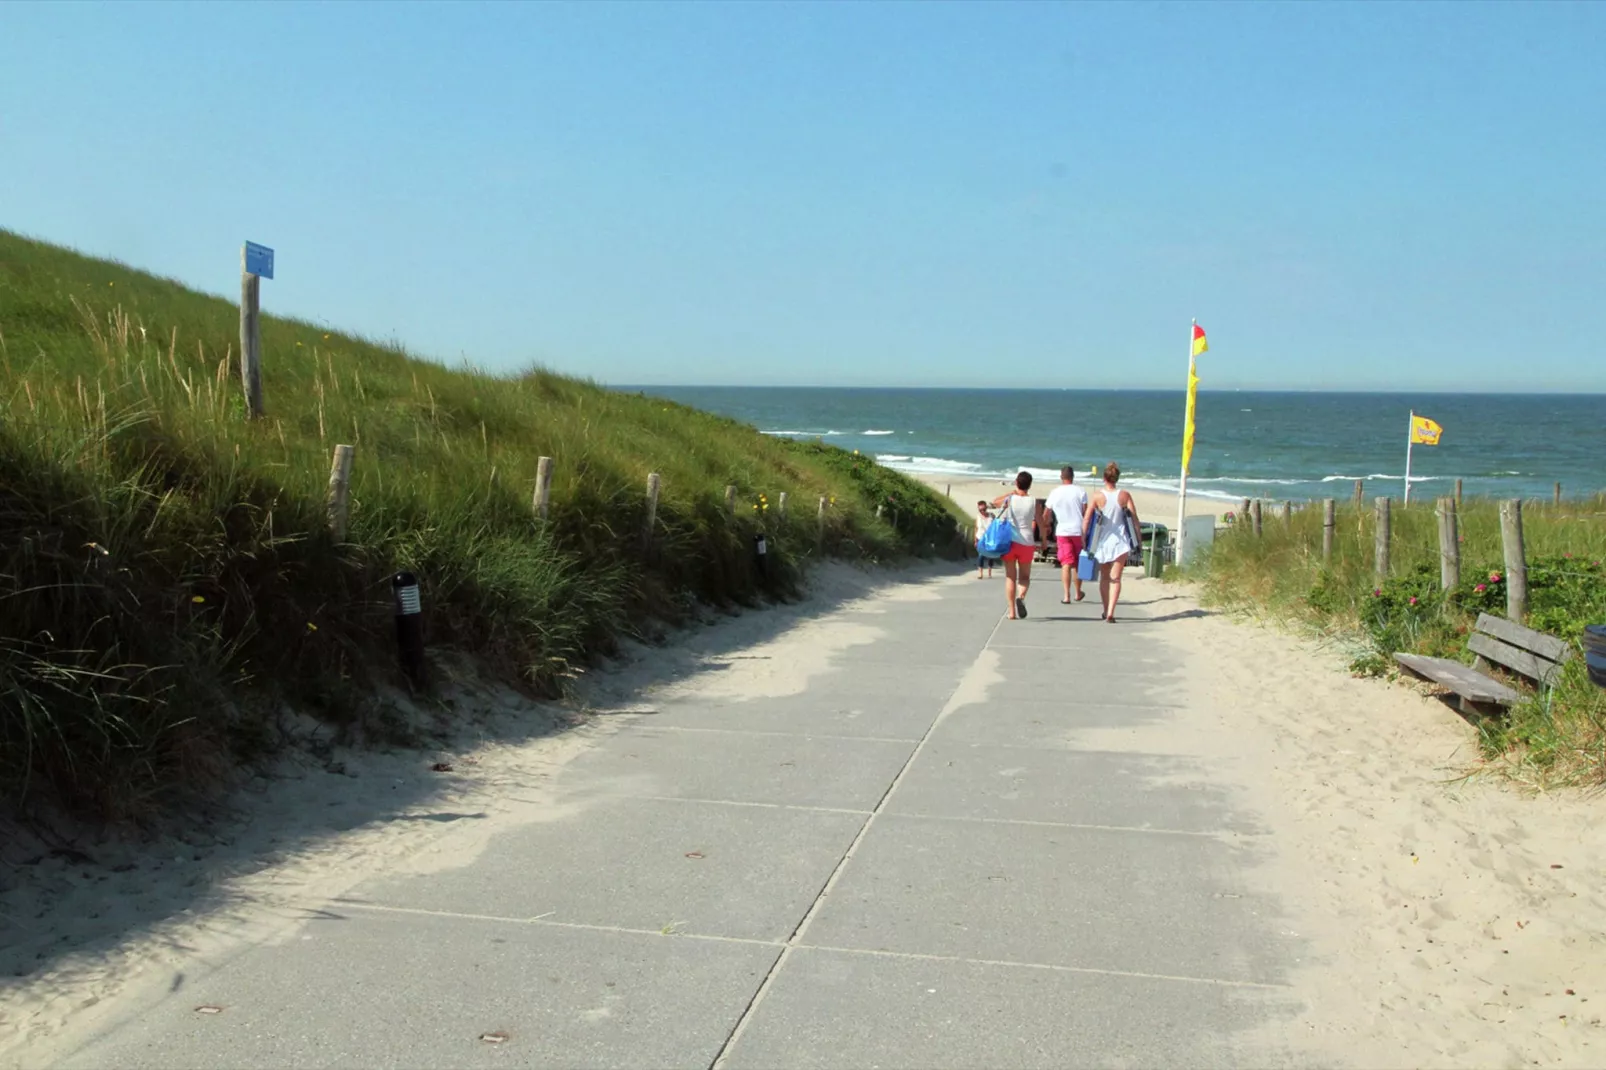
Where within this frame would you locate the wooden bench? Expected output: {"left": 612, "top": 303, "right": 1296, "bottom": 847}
{"left": 1394, "top": 612, "right": 1572, "bottom": 715}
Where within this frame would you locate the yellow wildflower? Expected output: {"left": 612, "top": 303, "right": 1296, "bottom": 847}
{"left": 191, "top": 595, "right": 206, "bottom": 604}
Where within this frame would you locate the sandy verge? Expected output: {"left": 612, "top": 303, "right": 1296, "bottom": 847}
{"left": 1143, "top": 588, "right": 1606, "bottom": 1067}
{"left": 911, "top": 471, "right": 1235, "bottom": 527}
{"left": 0, "top": 562, "right": 915, "bottom": 1067}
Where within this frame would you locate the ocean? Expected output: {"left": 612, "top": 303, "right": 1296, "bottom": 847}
{"left": 637, "top": 388, "right": 1606, "bottom": 504}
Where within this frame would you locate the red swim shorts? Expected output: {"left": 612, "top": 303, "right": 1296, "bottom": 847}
{"left": 1056, "top": 535, "right": 1085, "bottom": 566}
{"left": 1002, "top": 541, "right": 1036, "bottom": 564}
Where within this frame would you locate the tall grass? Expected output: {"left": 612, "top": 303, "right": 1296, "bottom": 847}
{"left": 0, "top": 230, "right": 968, "bottom": 820}
{"left": 1190, "top": 496, "right": 1606, "bottom": 787}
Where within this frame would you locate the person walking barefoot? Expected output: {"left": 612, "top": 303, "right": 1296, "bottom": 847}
{"left": 1082, "top": 462, "right": 1140, "bottom": 623}
{"left": 1044, "top": 465, "right": 1089, "bottom": 604}
{"left": 973, "top": 500, "right": 997, "bottom": 579}
{"left": 991, "top": 471, "right": 1044, "bottom": 620}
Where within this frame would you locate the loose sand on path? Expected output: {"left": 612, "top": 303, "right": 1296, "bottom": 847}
{"left": 3, "top": 563, "right": 1602, "bottom": 1067}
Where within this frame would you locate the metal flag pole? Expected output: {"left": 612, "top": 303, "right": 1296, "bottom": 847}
{"left": 1175, "top": 318, "right": 1196, "bottom": 565}
{"left": 1404, "top": 410, "right": 1415, "bottom": 506}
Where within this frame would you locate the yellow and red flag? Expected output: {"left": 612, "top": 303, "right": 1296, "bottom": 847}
{"left": 1181, "top": 323, "right": 1204, "bottom": 472}
{"left": 1191, "top": 323, "right": 1208, "bottom": 357}
{"left": 1410, "top": 414, "right": 1443, "bottom": 446}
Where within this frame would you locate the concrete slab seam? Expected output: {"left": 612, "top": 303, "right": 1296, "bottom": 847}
{"left": 637, "top": 795, "right": 873, "bottom": 816}
{"left": 625, "top": 724, "right": 922, "bottom": 744}
{"left": 707, "top": 612, "right": 1012, "bottom": 1070}
{"left": 335, "top": 901, "right": 786, "bottom": 949}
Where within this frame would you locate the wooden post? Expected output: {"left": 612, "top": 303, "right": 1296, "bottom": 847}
{"left": 1322, "top": 499, "right": 1335, "bottom": 564}
{"left": 1374, "top": 496, "right": 1391, "bottom": 578}
{"left": 1280, "top": 501, "right": 1292, "bottom": 526}
{"left": 817, "top": 495, "right": 827, "bottom": 551}
{"left": 643, "top": 472, "right": 661, "bottom": 553}
{"left": 533, "top": 456, "right": 553, "bottom": 519}
{"left": 327, "top": 444, "right": 355, "bottom": 539}
{"left": 1353, "top": 479, "right": 1364, "bottom": 507}
{"left": 1500, "top": 499, "right": 1528, "bottom": 619}
{"left": 1454, "top": 478, "right": 1463, "bottom": 508}
{"left": 1250, "top": 499, "right": 1263, "bottom": 537}
{"left": 1554, "top": 481, "right": 1562, "bottom": 507}
{"left": 1238, "top": 497, "right": 1251, "bottom": 521}
{"left": 777, "top": 491, "right": 787, "bottom": 520}
{"left": 1436, "top": 497, "right": 1460, "bottom": 590}
{"left": 945, "top": 483, "right": 951, "bottom": 498}
{"left": 876, "top": 503, "right": 884, "bottom": 519}
{"left": 725, "top": 485, "right": 737, "bottom": 515}
{"left": 239, "top": 251, "right": 264, "bottom": 419}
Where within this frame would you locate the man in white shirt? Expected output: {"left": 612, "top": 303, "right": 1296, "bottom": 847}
{"left": 1044, "top": 466, "right": 1089, "bottom": 603}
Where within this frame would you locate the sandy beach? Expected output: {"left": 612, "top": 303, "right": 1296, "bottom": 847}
{"left": 911, "top": 471, "right": 1235, "bottom": 528}
{"left": 4, "top": 563, "right": 1603, "bottom": 1067}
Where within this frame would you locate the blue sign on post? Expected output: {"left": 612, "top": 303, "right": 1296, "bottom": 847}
{"left": 244, "top": 241, "right": 275, "bottom": 280}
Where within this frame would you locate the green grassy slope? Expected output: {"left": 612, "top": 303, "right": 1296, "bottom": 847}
{"left": 0, "top": 230, "right": 967, "bottom": 818}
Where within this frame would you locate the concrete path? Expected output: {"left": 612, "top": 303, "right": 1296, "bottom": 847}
{"left": 57, "top": 570, "right": 1303, "bottom": 1068}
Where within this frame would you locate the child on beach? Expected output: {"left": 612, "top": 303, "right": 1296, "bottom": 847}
{"left": 975, "top": 500, "right": 998, "bottom": 579}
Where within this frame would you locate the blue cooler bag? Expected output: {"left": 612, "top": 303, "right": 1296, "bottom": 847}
{"left": 1077, "top": 550, "right": 1096, "bottom": 581}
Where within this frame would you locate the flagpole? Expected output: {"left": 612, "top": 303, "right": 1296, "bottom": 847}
{"left": 1404, "top": 410, "right": 1414, "bottom": 506}
{"left": 1176, "top": 318, "right": 1194, "bottom": 566}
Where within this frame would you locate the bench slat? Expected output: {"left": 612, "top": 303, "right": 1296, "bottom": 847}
{"left": 1467, "top": 632, "right": 1565, "bottom": 687}
{"left": 1393, "top": 653, "right": 1521, "bottom": 705}
{"left": 1474, "top": 613, "right": 1572, "bottom": 664}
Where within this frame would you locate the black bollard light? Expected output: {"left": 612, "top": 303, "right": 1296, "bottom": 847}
{"left": 753, "top": 532, "right": 769, "bottom": 581}
{"left": 392, "top": 571, "right": 426, "bottom": 688}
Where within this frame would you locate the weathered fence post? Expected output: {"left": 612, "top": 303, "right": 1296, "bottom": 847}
{"left": 1500, "top": 499, "right": 1528, "bottom": 619}
{"left": 1353, "top": 479, "right": 1364, "bottom": 507}
{"left": 239, "top": 252, "right": 264, "bottom": 419}
{"left": 1250, "top": 499, "right": 1263, "bottom": 537}
{"left": 643, "top": 472, "right": 661, "bottom": 554}
{"left": 1322, "top": 498, "right": 1336, "bottom": 564}
{"left": 777, "top": 491, "right": 788, "bottom": 520}
{"left": 1280, "top": 501, "right": 1292, "bottom": 527}
{"left": 1454, "top": 478, "right": 1463, "bottom": 508}
{"left": 876, "top": 503, "right": 884, "bottom": 519}
{"left": 816, "top": 495, "right": 827, "bottom": 552}
{"left": 1238, "top": 497, "right": 1251, "bottom": 524}
{"left": 1374, "top": 496, "right": 1391, "bottom": 578}
{"left": 1554, "top": 481, "right": 1562, "bottom": 507}
{"left": 725, "top": 485, "right": 737, "bottom": 516}
{"left": 533, "top": 456, "right": 553, "bottom": 519}
{"left": 1437, "top": 496, "right": 1460, "bottom": 590}
{"left": 327, "top": 444, "right": 355, "bottom": 539}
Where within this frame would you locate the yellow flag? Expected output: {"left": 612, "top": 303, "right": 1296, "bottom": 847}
{"left": 1181, "top": 357, "right": 1200, "bottom": 472}
{"left": 1410, "top": 414, "right": 1443, "bottom": 446}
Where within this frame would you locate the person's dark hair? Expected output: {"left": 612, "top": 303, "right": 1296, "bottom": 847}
{"left": 1015, "top": 470, "right": 1033, "bottom": 492}
{"left": 1104, "top": 462, "right": 1120, "bottom": 485}
{"left": 1060, "top": 465, "right": 1075, "bottom": 482}
{"left": 977, "top": 500, "right": 989, "bottom": 509}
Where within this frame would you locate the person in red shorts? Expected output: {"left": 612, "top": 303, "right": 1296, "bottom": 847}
{"left": 1044, "top": 465, "right": 1089, "bottom": 604}
{"left": 990, "top": 471, "right": 1044, "bottom": 620}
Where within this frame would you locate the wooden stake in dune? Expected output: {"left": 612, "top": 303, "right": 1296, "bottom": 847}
{"left": 327, "top": 444, "right": 355, "bottom": 539}
{"left": 725, "top": 485, "right": 737, "bottom": 516}
{"left": 1436, "top": 497, "right": 1460, "bottom": 590}
{"left": 1501, "top": 499, "right": 1528, "bottom": 619}
{"left": 1374, "top": 497, "right": 1391, "bottom": 578}
{"left": 1353, "top": 479, "right": 1364, "bottom": 507}
{"left": 1554, "top": 481, "right": 1562, "bottom": 507}
{"left": 533, "top": 456, "right": 553, "bottom": 519}
{"left": 1322, "top": 499, "right": 1336, "bottom": 564}
{"left": 817, "top": 495, "right": 827, "bottom": 551}
{"left": 1454, "top": 478, "right": 1463, "bottom": 507}
{"left": 1250, "top": 499, "right": 1263, "bottom": 537}
{"left": 1238, "top": 498, "right": 1251, "bottom": 526}
{"left": 777, "top": 492, "right": 788, "bottom": 520}
{"left": 239, "top": 241, "right": 273, "bottom": 419}
{"left": 643, "top": 473, "right": 661, "bottom": 554}
{"left": 1280, "top": 501, "right": 1292, "bottom": 526}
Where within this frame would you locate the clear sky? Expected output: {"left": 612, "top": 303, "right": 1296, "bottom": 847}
{"left": 2, "top": 2, "right": 1602, "bottom": 391}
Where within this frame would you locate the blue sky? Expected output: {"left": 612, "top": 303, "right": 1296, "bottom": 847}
{"left": 2, "top": 2, "right": 1602, "bottom": 391}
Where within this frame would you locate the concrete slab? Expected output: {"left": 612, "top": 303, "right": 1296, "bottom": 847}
{"left": 885, "top": 740, "right": 1261, "bottom": 835}
{"left": 349, "top": 796, "right": 863, "bottom": 943}
{"left": 802, "top": 814, "right": 1289, "bottom": 986}
{"left": 60, "top": 910, "right": 779, "bottom": 1070}
{"left": 562, "top": 724, "right": 916, "bottom": 810}
{"left": 722, "top": 946, "right": 1300, "bottom": 1070}
{"left": 648, "top": 665, "right": 962, "bottom": 740}
{"left": 931, "top": 694, "right": 1185, "bottom": 748}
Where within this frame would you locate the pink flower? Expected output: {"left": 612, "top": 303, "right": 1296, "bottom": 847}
{"left": 1489, "top": 571, "right": 1502, "bottom": 583}
{"left": 1475, "top": 583, "right": 1487, "bottom": 593}
{"left": 1409, "top": 597, "right": 1418, "bottom": 605}
{"left": 1565, "top": 552, "right": 1574, "bottom": 558}
{"left": 1372, "top": 588, "right": 1382, "bottom": 597}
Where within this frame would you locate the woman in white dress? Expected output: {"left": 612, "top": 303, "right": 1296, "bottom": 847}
{"left": 1081, "top": 462, "right": 1140, "bottom": 623}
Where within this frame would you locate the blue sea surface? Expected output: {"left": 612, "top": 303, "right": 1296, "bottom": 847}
{"left": 636, "top": 388, "right": 1606, "bottom": 503}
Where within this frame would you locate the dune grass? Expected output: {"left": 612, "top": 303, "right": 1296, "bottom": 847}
{"left": 1189, "top": 496, "right": 1606, "bottom": 787}
{"left": 0, "top": 230, "right": 968, "bottom": 820}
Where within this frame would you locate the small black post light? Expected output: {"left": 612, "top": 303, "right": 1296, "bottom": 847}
{"left": 392, "top": 571, "right": 426, "bottom": 687}
{"left": 753, "top": 532, "right": 769, "bottom": 581}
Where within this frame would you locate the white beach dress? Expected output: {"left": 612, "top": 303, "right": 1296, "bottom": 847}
{"left": 1090, "top": 488, "right": 1137, "bottom": 564}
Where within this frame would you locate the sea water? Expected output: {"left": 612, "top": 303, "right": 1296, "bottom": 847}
{"left": 638, "top": 388, "right": 1606, "bottom": 503}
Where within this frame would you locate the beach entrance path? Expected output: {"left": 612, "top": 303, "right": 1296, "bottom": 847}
{"left": 54, "top": 569, "right": 1306, "bottom": 1068}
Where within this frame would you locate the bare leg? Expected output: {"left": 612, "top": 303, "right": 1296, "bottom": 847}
{"left": 1003, "top": 558, "right": 1020, "bottom": 618}
{"left": 1017, "top": 559, "right": 1032, "bottom": 604}
{"left": 1073, "top": 549, "right": 1084, "bottom": 600}
{"left": 1060, "top": 554, "right": 1072, "bottom": 602}
{"left": 1106, "top": 555, "right": 1127, "bottom": 622}
{"left": 1098, "top": 562, "right": 1112, "bottom": 618}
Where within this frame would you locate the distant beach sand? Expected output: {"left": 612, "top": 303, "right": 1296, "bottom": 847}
{"left": 910, "top": 471, "right": 1235, "bottom": 525}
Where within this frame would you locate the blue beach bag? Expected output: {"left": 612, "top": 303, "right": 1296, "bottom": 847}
{"left": 1077, "top": 550, "right": 1096, "bottom": 582}
{"left": 977, "top": 508, "right": 1014, "bottom": 557}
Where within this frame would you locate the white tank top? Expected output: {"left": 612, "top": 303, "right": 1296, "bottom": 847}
{"left": 1098, "top": 486, "right": 1124, "bottom": 523}
{"left": 1003, "top": 494, "right": 1035, "bottom": 544}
